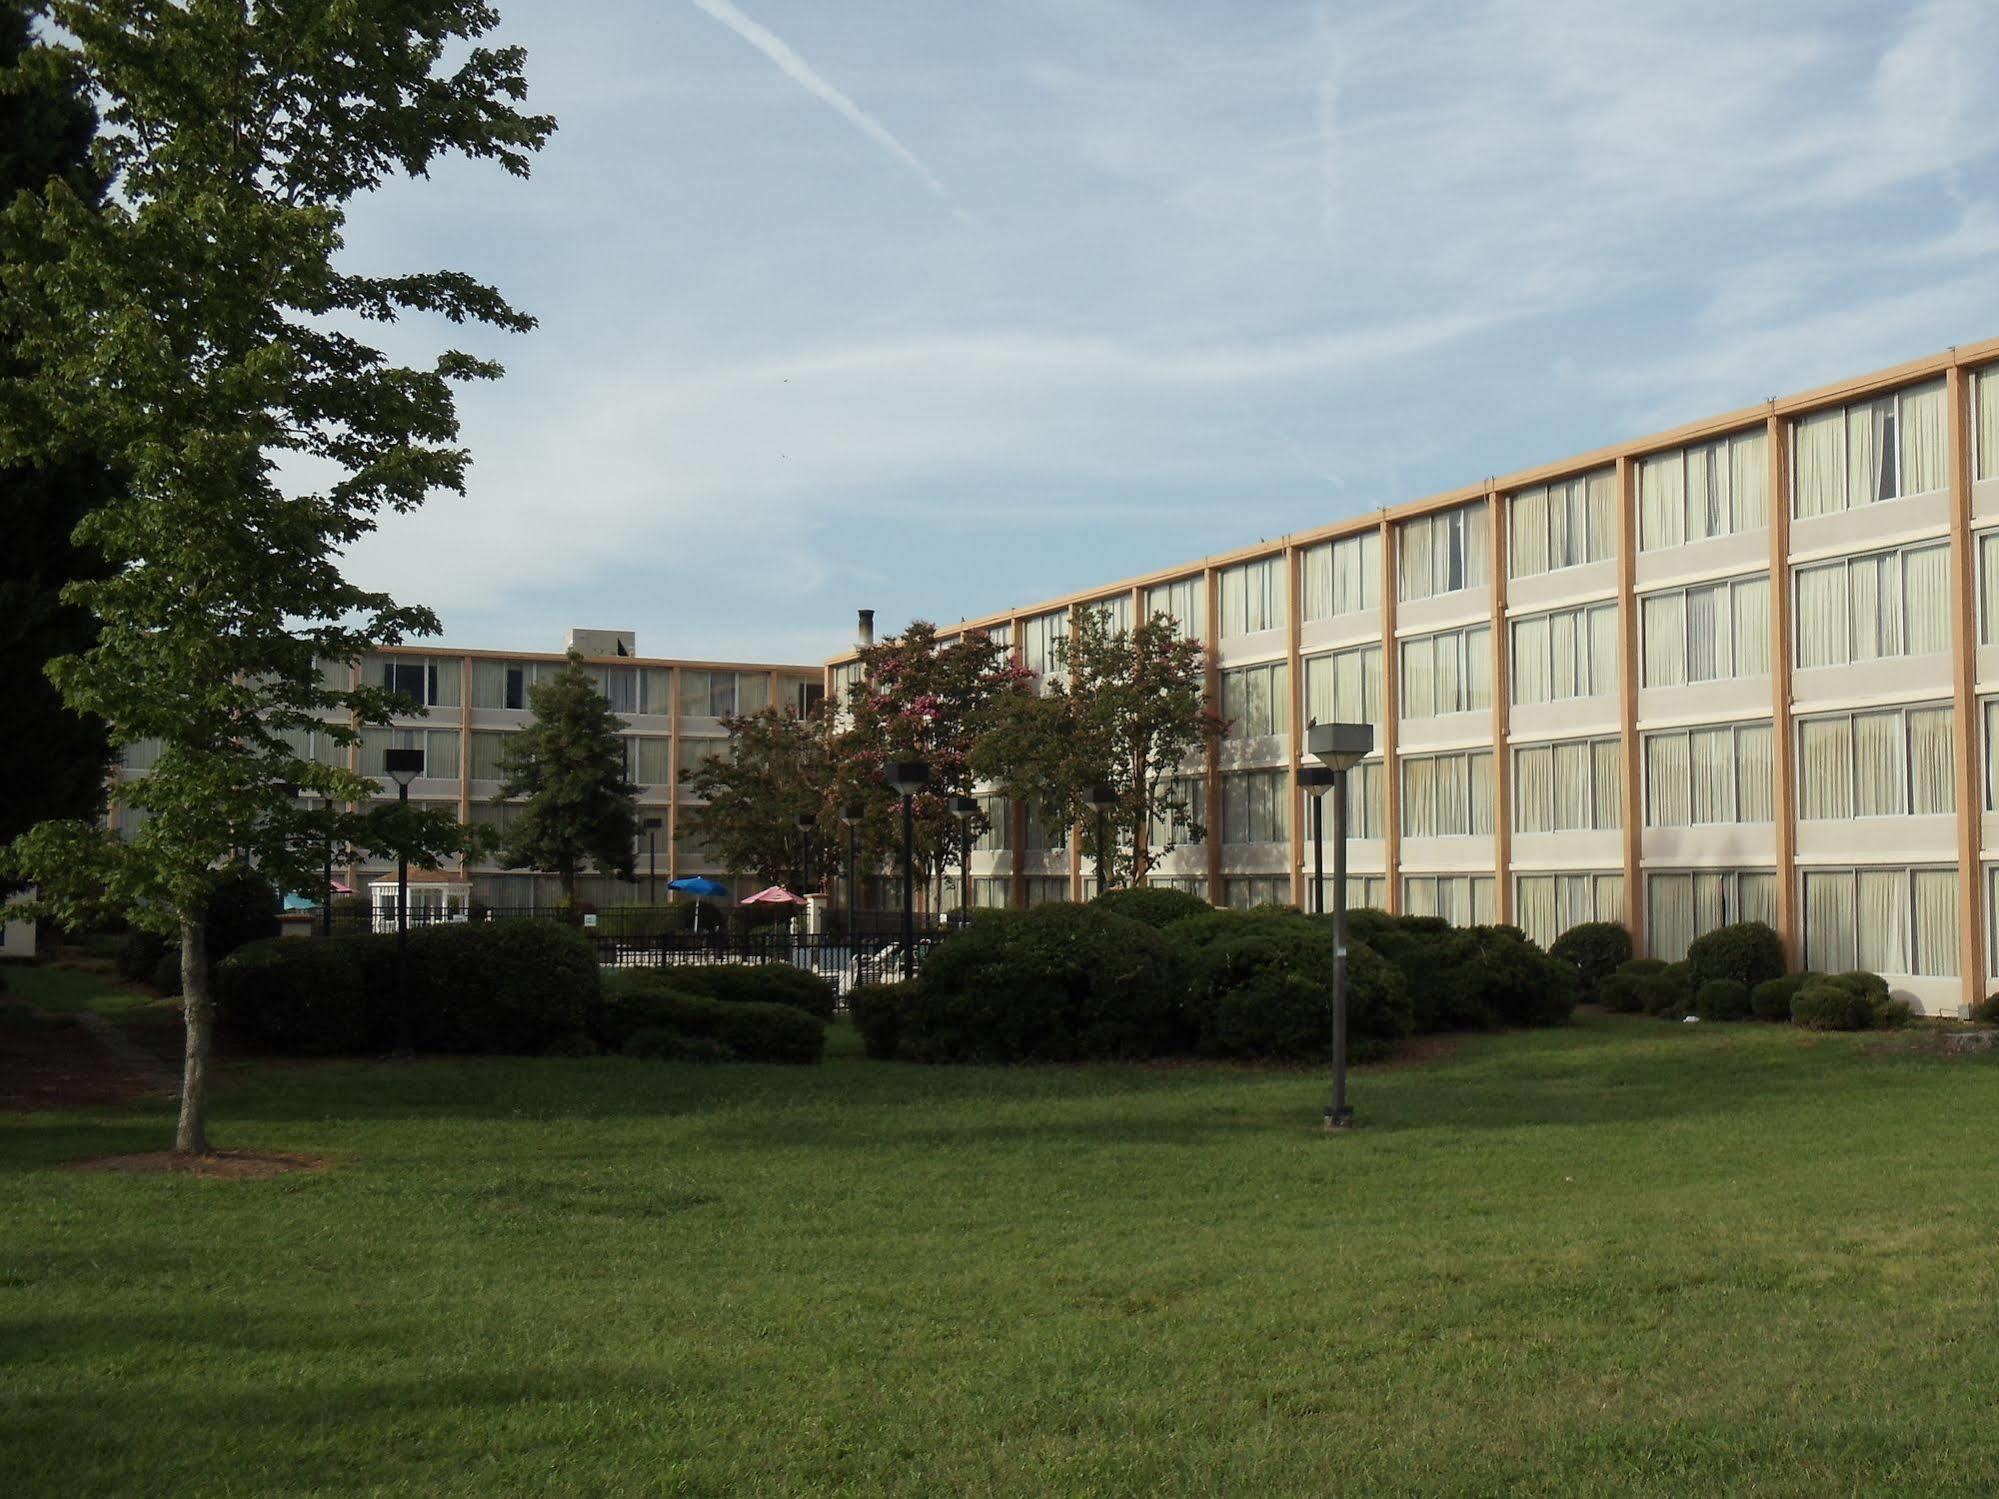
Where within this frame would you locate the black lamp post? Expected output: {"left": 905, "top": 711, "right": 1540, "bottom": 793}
{"left": 949, "top": 794, "right": 977, "bottom": 924}
{"left": 883, "top": 761, "right": 929, "bottom": 981}
{"left": 1306, "top": 722, "right": 1373, "bottom": 1130}
{"left": 840, "top": 801, "right": 864, "bottom": 939}
{"left": 641, "top": 816, "right": 663, "bottom": 905}
{"left": 1298, "top": 766, "right": 1334, "bottom": 914}
{"left": 1084, "top": 783, "right": 1118, "bottom": 898}
{"left": 383, "top": 745, "right": 425, "bottom": 1057}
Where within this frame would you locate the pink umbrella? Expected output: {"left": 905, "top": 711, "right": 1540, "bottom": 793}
{"left": 740, "top": 886, "right": 806, "bottom": 906}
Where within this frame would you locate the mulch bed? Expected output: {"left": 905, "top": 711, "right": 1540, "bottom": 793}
{"left": 60, "top": 1149, "right": 329, "bottom": 1179}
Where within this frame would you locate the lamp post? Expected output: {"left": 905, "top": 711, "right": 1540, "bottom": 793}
{"left": 1084, "top": 783, "right": 1118, "bottom": 898}
{"left": 883, "top": 761, "right": 930, "bottom": 981}
{"left": 1306, "top": 722, "right": 1374, "bottom": 1130}
{"left": 840, "top": 801, "right": 864, "bottom": 940}
{"left": 794, "top": 811, "right": 817, "bottom": 892}
{"left": 641, "top": 816, "right": 663, "bottom": 906}
{"left": 322, "top": 794, "right": 338, "bottom": 937}
{"left": 383, "top": 746, "right": 425, "bottom": 1057}
{"left": 1298, "top": 766, "right": 1334, "bottom": 914}
{"left": 949, "top": 794, "right": 978, "bottom": 924}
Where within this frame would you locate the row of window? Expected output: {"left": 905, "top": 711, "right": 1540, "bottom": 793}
{"left": 367, "top": 656, "right": 816, "bottom": 718}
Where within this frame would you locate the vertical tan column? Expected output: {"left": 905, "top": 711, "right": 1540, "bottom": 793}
{"left": 1948, "top": 365, "right": 1984, "bottom": 1008}
{"left": 1068, "top": 603, "right": 1085, "bottom": 902}
{"left": 1204, "top": 568, "right": 1224, "bottom": 906}
{"left": 1286, "top": 546, "right": 1305, "bottom": 907}
{"left": 1380, "top": 520, "right": 1401, "bottom": 914}
{"left": 345, "top": 659, "right": 364, "bottom": 892}
{"left": 1488, "top": 492, "right": 1511, "bottom": 923}
{"left": 1767, "top": 413, "right": 1800, "bottom": 971}
{"left": 1010, "top": 615, "right": 1029, "bottom": 909}
{"left": 457, "top": 657, "right": 473, "bottom": 874}
{"left": 1615, "top": 456, "right": 1644, "bottom": 951}
{"left": 1130, "top": 584, "right": 1150, "bottom": 882}
{"left": 666, "top": 667, "right": 681, "bottom": 888}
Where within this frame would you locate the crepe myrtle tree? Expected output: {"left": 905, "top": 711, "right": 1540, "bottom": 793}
{"left": 973, "top": 606, "right": 1220, "bottom": 889}
{"left": 680, "top": 703, "right": 836, "bottom": 891}
{"left": 0, "top": 1, "right": 552, "bottom": 1155}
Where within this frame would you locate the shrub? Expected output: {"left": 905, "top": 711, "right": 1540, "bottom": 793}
{"left": 619, "top": 990, "right": 824, "bottom": 1064}
{"left": 625, "top": 1028, "right": 734, "bottom": 1063}
{"left": 1972, "top": 991, "right": 1999, "bottom": 1026}
{"left": 1173, "top": 909, "right": 1410, "bottom": 1060}
{"left": 1694, "top": 978, "right": 1752, "bottom": 1022}
{"left": 1090, "top": 885, "right": 1212, "bottom": 930}
{"left": 1598, "top": 971, "right": 1646, "bottom": 1013}
{"left": 1753, "top": 972, "right": 1819, "bottom": 1022}
{"left": 117, "top": 929, "right": 166, "bottom": 982}
{"left": 1549, "top": 921, "right": 1633, "bottom": 1000}
{"left": 1791, "top": 981, "right": 1873, "bottom": 1032}
{"left": 1686, "top": 922, "right": 1786, "bottom": 991}
{"left": 206, "top": 865, "right": 281, "bottom": 963}
{"left": 1344, "top": 911, "right": 1474, "bottom": 1032}
{"left": 151, "top": 950, "right": 182, "bottom": 996}
{"left": 1603, "top": 958, "right": 1689, "bottom": 1018}
{"left": 216, "top": 937, "right": 377, "bottom": 1054}
{"left": 1458, "top": 925, "right": 1582, "bottom": 1029}
{"left": 655, "top": 962, "right": 837, "bottom": 1021}
{"left": 845, "top": 981, "right": 914, "bottom": 1060}
{"left": 903, "top": 904, "right": 1186, "bottom": 1063}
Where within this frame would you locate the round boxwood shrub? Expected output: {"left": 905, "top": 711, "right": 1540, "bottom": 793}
{"left": 1089, "top": 885, "right": 1212, "bottom": 930}
{"left": 1458, "top": 925, "right": 1581, "bottom": 1029}
{"left": 621, "top": 990, "right": 824, "bottom": 1064}
{"left": 1694, "top": 977, "right": 1752, "bottom": 1022}
{"left": 217, "top": 936, "right": 377, "bottom": 1054}
{"left": 845, "top": 981, "right": 914, "bottom": 1060}
{"left": 206, "top": 865, "right": 281, "bottom": 964}
{"left": 117, "top": 929, "right": 167, "bottom": 983}
{"left": 657, "top": 961, "right": 836, "bottom": 1021}
{"left": 1752, "top": 972, "right": 1818, "bottom": 1022}
{"left": 1597, "top": 971, "right": 1646, "bottom": 1013}
{"left": 1175, "top": 909, "right": 1410, "bottom": 1060}
{"left": 1972, "top": 991, "right": 1999, "bottom": 1026}
{"left": 1549, "top": 921, "right": 1633, "bottom": 1001}
{"left": 1685, "top": 922, "right": 1785, "bottom": 991}
{"left": 1791, "top": 981, "right": 1873, "bottom": 1031}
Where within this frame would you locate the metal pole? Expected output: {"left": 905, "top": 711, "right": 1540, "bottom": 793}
{"left": 395, "top": 779, "right": 412, "bottom": 1057}
{"left": 1312, "top": 793, "right": 1324, "bottom": 916}
{"left": 1327, "top": 768, "right": 1352, "bottom": 1129}
{"left": 648, "top": 830, "right": 657, "bottom": 906}
{"left": 848, "top": 823, "right": 858, "bottom": 938}
{"left": 1095, "top": 809, "right": 1108, "bottom": 897}
{"left": 900, "top": 792, "right": 915, "bottom": 982}
{"left": 322, "top": 795, "right": 336, "bottom": 937}
{"left": 961, "top": 822, "right": 971, "bottom": 924}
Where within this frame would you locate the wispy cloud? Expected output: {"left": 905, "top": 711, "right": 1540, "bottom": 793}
{"left": 687, "top": 0, "right": 973, "bottom": 224}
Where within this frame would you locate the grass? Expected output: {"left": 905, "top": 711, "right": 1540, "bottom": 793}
{"left": 6, "top": 1012, "right": 1999, "bottom": 1495}
{"left": 2, "top": 959, "right": 157, "bottom": 1016}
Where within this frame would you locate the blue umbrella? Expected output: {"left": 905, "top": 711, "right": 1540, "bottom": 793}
{"left": 667, "top": 877, "right": 728, "bottom": 898}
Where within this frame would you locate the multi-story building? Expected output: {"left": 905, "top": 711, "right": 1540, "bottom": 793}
{"left": 110, "top": 629, "right": 825, "bottom": 910}
{"left": 832, "top": 339, "right": 1999, "bottom": 1015}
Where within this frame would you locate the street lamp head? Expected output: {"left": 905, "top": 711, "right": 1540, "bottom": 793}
{"left": 641, "top": 816, "right": 663, "bottom": 831}
{"left": 1306, "top": 721, "right": 1373, "bottom": 774}
{"left": 1297, "top": 765, "right": 1337, "bottom": 794}
{"left": 1084, "top": 782, "right": 1118, "bottom": 808}
{"left": 840, "top": 801, "right": 866, "bottom": 826}
{"left": 883, "top": 760, "right": 930, "bottom": 796}
{"left": 795, "top": 811, "right": 817, "bottom": 830}
{"left": 949, "top": 794, "right": 978, "bottom": 819}
{"left": 382, "top": 746, "right": 424, "bottom": 787}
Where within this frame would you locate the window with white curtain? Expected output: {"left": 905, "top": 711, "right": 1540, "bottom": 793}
{"left": 1508, "top": 469, "right": 1615, "bottom": 577}
{"left": 1797, "top": 703, "right": 1953, "bottom": 820}
{"left": 1791, "top": 380, "right": 1948, "bottom": 517}
{"left": 1793, "top": 541, "right": 1949, "bottom": 668}
{"left": 1979, "top": 533, "right": 1999, "bottom": 647}
{"left": 1397, "top": 503, "right": 1491, "bottom": 602}
{"left": 623, "top": 737, "right": 671, "bottom": 785}
{"left": 1307, "top": 874, "right": 1387, "bottom": 912}
{"left": 1146, "top": 775, "right": 1207, "bottom": 850}
{"left": 1979, "top": 368, "right": 1999, "bottom": 483}
{"left": 1220, "top": 661, "right": 1288, "bottom": 739}
{"left": 1300, "top": 532, "right": 1381, "bottom": 621}
{"left": 1398, "top": 624, "right": 1491, "bottom": 719}
{"left": 120, "top": 737, "right": 165, "bottom": 772}
{"left": 1804, "top": 866, "right": 1957, "bottom": 977}
{"left": 1303, "top": 643, "right": 1383, "bottom": 726}
{"left": 679, "top": 670, "right": 769, "bottom": 718}
{"left": 1646, "top": 870, "right": 1778, "bottom": 961}
{"left": 1221, "top": 769, "right": 1289, "bottom": 844}
{"left": 975, "top": 795, "right": 1012, "bottom": 852}
{"left": 1637, "top": 428, "right": 1770, "bottom": 550}
{"left": 1510, "top": 602, "right": 1617, "bottom": 705}
{"left": 1079, "top": 595, "right": 1132, "bottom": 638}
{"left": 1643, "top": 722, "right": 1773, "bottom": 826}
{"left": 1516, "top": 872, "right": 1625, "bottom": 948}
{"left": 1399, "top": 749, "right": 1494, "bottom": 838}
{"left": 1218, "top": 557, "right": 1286, "bottom": 638}
{"left": 1402, "top": 874, "right": 1497, "bottom": 927}
{"left": 361, "top": 727, "right": 460, "bottom": 778}
{"left": 373, "top": 654, "right": 460, "bottom": 711}
{"left": 1147, "top": 873, "right": 1209, "bottom": 898}
{"left": 1297, "top": 759, "right": 1386, "bottom": 840}
{"left": 1225, "top": 875, "right": 1293, "bottom": 909}
{"left": 1513, "top": 736, "right": 1622, "bottom": 833}
{"left": 1020, "top": 610, "right": 1069, "bottom": 682}
{"left": 1145, "top": 577, "right": 1205, "bottom": 641}
{"left": 1639, "top": 575, "right": 1770, "bottom": 687}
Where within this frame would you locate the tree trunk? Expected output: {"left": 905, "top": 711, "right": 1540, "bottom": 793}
{"left": 174, "top": 915, "right": 211, "bottom": 1156}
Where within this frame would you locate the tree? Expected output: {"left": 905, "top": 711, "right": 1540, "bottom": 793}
{"left": 974, "top": 606, "right": 1219, "bottom": 888}
{"left": 0, "top": 1, "right": 114, "bottom": 874}
{"left": 680, "top": 704, "right": 834, "bottom": 891}
{"left": 492, "top": 651, "right": 640, "bottom": 905}
{"left": 0, "top": 2, "right": 552, "bottom": 1154}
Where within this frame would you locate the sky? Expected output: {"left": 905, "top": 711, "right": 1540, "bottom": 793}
{"left": 334, "top": 0, "right": 1999, "bottom": 668}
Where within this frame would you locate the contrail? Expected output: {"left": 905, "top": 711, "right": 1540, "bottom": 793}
{"left": 689, "top": 0, "right": 972, "bottom": 224}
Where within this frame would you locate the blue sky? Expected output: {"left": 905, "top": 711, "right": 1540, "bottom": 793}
{"left": 335, "top": 0, "right": 1999, "bottom": 667}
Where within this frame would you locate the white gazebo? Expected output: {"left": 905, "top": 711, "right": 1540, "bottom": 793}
{"left": 366, "top": 870, "right": 473, "bottom": 932}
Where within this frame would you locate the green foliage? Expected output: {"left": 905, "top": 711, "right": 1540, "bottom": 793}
{"left": 1686, "top": 922, "right": 1787, "bottom": 991}
{"left": 1090, "top": 885, "right": 1212, "bottom": 930}
{"left": 1342, "top": 911, "right": 1577, "bottom": 1032}
{"left": 680, "top": 706, "right": 835, "bottom": 892}
{"left": 1597, "top": 971, "right": 1646, "bottom": 1014}
{"left": 1752, "top": 972, "right": 1818, "bottom": 1022}
{"left": 492, "top": 651, "right": 641, "bottom": 903}
{"left": 150, "top": 947, "right": 180, "bottom": 996}
{"left": 1790, "top": 983, "right": 1874, "bottom": 1032}
{"left": 1693, "top": 978, "right": 1752, "bottom": 1022}
{"left": 1601, "top": 958, "right": 1689, "bottom": 1018}
{"left": 655, "top": 962, "right": 837, "bottom": 1022}
{"left": 603, "top": 980, "right": 825, "bottom": 1065}
{"left": 1463, "top": 925, "right": 1581, "bottom": 1028}
{"left": 901, "top": 904, "right": 1186, "bottom": 1063}
{"left": 1171, "top": 907, "right": 1411, "bottom": 1060}
{"left": 1972, "top": 992, "right": 1999, "bottom": 1026}
{"left": 205, "top": 865, "right": 281, "bottom": 962}
{"left": 845, "top": 981, "right": 914, "bottom": 1060}
{"left": 115, "top": 927, "right": 164, "bottom": 982}
{"left": 214, "top": 936, "right": 377, "bottom": 1055}
{"left": 1549, "top": 921, "right": 1633, "bottom": 1000}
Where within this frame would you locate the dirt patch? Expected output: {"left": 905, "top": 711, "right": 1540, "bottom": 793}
{"left": 61, "top": 1149, "right": 331, "bottom": 1179}
{"left": 0, "top": 1016, "right": 164, "bottom": 1112}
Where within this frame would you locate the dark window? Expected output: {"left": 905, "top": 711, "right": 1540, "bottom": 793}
{"left": 383, "top": 659, "right": 429, "bottom": 705}
{"left": 505, "top": 667, "right": 525, "bottom": 711}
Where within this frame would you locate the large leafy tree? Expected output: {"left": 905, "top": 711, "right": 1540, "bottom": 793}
{"left": 0, "top": 1, "right": 552, "bottom": 1154}
{"left": 974, "top": 606, "right": 1219, "bottom": 888}
{"left": 680, "top": 705, "right": 834, "bottom": 891}
{"left": 0, "top": 1, "right": 114, "bottom": 873}
{"left": 492, "top": 652, "right": 640, "bottom": 906}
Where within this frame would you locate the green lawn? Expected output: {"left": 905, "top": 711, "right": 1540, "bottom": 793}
{"left": 2, "top": 959, "right": 157, "bottom": 1016}
{"left": 6, "top": 1013, "right": 1999, "bottom": 1495}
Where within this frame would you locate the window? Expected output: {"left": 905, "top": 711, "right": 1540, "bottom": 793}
{"left": 679, "top": 670, "right": 770, "bottom": 718}
{"left": 1220, "top": 661, "right": 1288, "bottom": 739}
{"left": 360, "top": 727, "right": 459, "bottom": 778}
{"left": 120, "top": 738, "right": 165, "bottom": 772}
{"left": 1639, "top": 575, "right": 1770, "bottom": 687}
{"left": 1303, "top": 643, "right": 1383, "bottom": 726}
{"left": 1021, "top": 803, "right": 1062, "bottom": 853}
{"left": 1979, "top": 533, "right": 1999, "bottom": 647}
{"left": 468, "top": 730, "right": 511, "bottom": 781}
{"left": 1397, "top": 503, "right": 1490, "bottom": 602}
{"left": 1147, "top": 775, "right": 1207, "bottom": 850}
{"left": 1792, "top": 380, "right": 1948, "bottom": 518}
{"left": 378, "top": 655, "right": 458, "bottom": 710}
{"left": 1979, "top": 367, "right": 1999, "bottom": 483}
{"left": 1511, "top": 603, "right": 1617, "bottom": 704}
{"left": 1643, "top": 722, "right": 1773, "bottom": 826}
{"left": 1402, "top": 874, "right": 1496, "bottom": 927}
{"left": 1146, "top": 577, "right": 1205, "bottom": 640}
{"left": 1023, "top": 877, "right": 1071, "bottom": 906}
{"left": 1509, "top": 469, "right": 1615, "bottom": 577}
{"left": 1399, "top": 750, "right": 1494, "bottom": 838}
{"left": 675, "top": 737, "right": 730, "bottom": 786}
{"left": 1300, "top": 531, "right": 1381, "bottom": 621}
{"left": 780, "top": 676, "right": 825, "bottom": 716}
{"left": 1513, "top": 736, "right": 1622, "bottom": 833}
{"left": 276, "top": 727, "right": 345, "bottom": 768}
{"left": 1218, "top": 556, "right": 1286, "bottom": 638}
{"left": 1647, "top": 870, "right": 1779, "bottom": 962}
{"left": 1221, "top": 769, "right": 1289, "bottom": 844}
{"left": 1080, "top": 595, "right": 1132, "bottom": 637}
{"left": 623, "top": 737, "right": 671, "bottom": 785}
{"left": 1804, "top": 866, "right": 1957, "bottom": 977}
{"left": 1637, "top": 428, "right": 1770, "bottom": 549}
{"left": 1515, "top": 872, "right": 1624, "bottom": 948}
{"left": 1798, "top": 704, "right": 1954, "bottom": 820}
{"left": 1225, "top": 875, "right": 1292, "bottom": 909}
{"left": 1020, "top": 611, "right": 1069, "bottom": 680}
{"left": 1398, "top": 625, "right": 1491, "bottom": 720}
{"left": 1305, "top": 874, "right": 1386, "bottom": 912}
{"left": 1298, "top": 760, "right": 1385, "bottom": 840}
{"left": 1147, "top": 873, "right": 1209, "bottom": 899}
{"left": 1793, "top": 541, "right": 1948, "bottom": 669}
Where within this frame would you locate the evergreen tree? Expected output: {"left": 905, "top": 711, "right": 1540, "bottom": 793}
{"left": 493, "top": 652, "right": 641, "bottom": 905}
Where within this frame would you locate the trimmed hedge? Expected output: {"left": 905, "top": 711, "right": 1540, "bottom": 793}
{"left": 1752, "top": 972, "right": 1817, "bottom": 1023}
{"left": 1089, "top": 885, "right": 1212, "bottom": 930}
{"left": 657, "top": 962, "right": 836, "bottom": 1021}
{"left": 1790, "top": 971, "right": 1911, "bottom": 1032}
{"left": 1341, "top": 912, "right": 1578, "bottom": 1032}
{"left": 1170, "top": 907, "right": 1410, "bottom": 1060}
{"left": 846, "top": 981, "right": 914, "bottom": 1060}
{"left": 1600, "top": 957, "right": 1688, "bottom": 1018}
{"left": 1686, "top": 922, "right": 1786, "bottom": 991}
{"left": 615, "top": 989, "right": 824, "bottom": 1065}
{"left": 1973, "top": 992, "right": 1999, "bottom": 1026}
{"left": 151, "top": 950, "right": 182, "bottom": 997}
{"left": 1549, "top": 922, "right": 1633, "bottom": 1001}
{"left": 1693, "top": 978, "right": 1752, "bottom": 1022}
